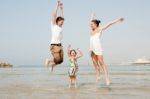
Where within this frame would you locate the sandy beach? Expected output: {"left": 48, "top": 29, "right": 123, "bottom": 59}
{"left": 0, "top": 65, "right": 150, "bottom": 99}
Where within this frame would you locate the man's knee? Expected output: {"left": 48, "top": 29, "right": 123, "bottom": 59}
{"left": 54, "top": 58, "right": 63, "bottom": 64}
{"left": 52, "top": 51, "right": 64, "bottom": 64}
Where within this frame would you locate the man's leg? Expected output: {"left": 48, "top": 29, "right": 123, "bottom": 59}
{"left": 60, "top": 47, "right": 64, "bottom": 63}
{"left": 51, "top": 52, "right": 60, "bottom": 72}
{"left": 50, "top": 46, "right": 64, "bottom": 71}
{"left": 45, "top": 58, "right": 54, "bottom": 67}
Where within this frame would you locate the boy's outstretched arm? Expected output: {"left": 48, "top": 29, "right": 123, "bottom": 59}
{"left": 76, "top": 48, "right": 83, "bottom": 59}
{"left": 67, "top": 45, "right": 71, "bottom": 57}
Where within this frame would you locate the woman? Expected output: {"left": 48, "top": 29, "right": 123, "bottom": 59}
{"left": 89, "top": 13, "right": 124, "bottom": 85}
{"left": 45, "top": 0, "right": 65, "bottom": 72}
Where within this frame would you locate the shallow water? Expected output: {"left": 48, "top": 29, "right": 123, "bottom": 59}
{"left": 0, "top": 65, "right": 150, "bottom": 99}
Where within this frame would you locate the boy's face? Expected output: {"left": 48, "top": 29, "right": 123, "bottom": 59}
{"left": 70, "top": 51, "right": 76, "bottom": 56}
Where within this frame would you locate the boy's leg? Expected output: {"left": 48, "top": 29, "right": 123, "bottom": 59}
{"left": 74, "top": 77, "right": 77, "bottom": 88}
{"left": 69, "top": 77, "right": 71, "bottom": 88}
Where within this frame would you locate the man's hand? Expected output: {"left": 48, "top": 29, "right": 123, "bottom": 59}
{"left": 60, "top": 3, "right": 63, "bottom": 9}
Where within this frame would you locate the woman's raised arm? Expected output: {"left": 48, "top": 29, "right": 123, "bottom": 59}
{"left": 102, "top": 18, "right": 124, "bottom": 31}
{"left": 90, "top": 13, "right": 95, "bottom": 23}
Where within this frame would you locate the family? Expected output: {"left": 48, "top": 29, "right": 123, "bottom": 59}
{"left": 45, "top": 1, "right": 124, "bottom": 88}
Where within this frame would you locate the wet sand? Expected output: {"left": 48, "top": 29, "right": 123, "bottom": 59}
{"left": 0, "top": 65, "right": 150, "bottom": 99}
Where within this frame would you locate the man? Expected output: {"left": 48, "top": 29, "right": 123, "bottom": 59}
{"left": 45, "top": 0, "right": 64, "bottom": 72}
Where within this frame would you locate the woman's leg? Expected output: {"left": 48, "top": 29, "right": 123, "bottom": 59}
{"left": 91, "top": 55, "right": 101, "bottom": 82}
{"left": 97, "top": 55, "right": 110, "bottom": 85}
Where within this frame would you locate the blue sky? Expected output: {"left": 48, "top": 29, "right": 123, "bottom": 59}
{"left": 0, "top": 0, "right": 150, "bottom": 65}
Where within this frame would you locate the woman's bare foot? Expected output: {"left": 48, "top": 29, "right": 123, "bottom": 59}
{"left": 96, "top": 76, "right": 101, "bottom": 83}
{"left": 106, "top": 80, "right": 111, "bottom": 86}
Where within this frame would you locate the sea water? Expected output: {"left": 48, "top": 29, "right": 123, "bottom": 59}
{"left": 0, "top": 65, "right": 150, "bottom": 99}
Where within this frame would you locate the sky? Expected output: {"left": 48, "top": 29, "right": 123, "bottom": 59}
{"left": 0, "top": 0, "right": 150, "bottom": 65}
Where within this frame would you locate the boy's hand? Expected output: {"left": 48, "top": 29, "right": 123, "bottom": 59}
{"left": 68, "top": 45, "right": 71, "bottom": 49}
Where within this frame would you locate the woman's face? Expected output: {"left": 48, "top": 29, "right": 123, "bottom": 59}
{"left": 70, "top": 51, "right": 76, "bottom": 56}
{"left": 91, "top": 22, "right": 98, "bottom": 30}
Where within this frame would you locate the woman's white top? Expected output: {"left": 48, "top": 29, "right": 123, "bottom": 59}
{"left": 50, "top": 22, "right": 63, "bottom": 44}
{"left": 90, "top": 30, "right": 103, "bottom": 55}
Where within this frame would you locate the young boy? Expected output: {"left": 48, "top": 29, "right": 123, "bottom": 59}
{"left": 67, "top": 45, "right": 83, "bottom": 88}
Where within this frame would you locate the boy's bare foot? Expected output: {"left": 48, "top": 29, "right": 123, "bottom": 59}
{"left": 75, "top": 84, "right": 77, "bottom": 88}
{"left": 69, "top": 85, "right": 71, "bottom": 88}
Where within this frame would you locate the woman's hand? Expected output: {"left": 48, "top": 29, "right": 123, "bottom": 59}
{"left": 90, "top": 12, "right": 95, "bottom": 22}
{"left": 119, "top": 18, "right": 124, "bottom": 22}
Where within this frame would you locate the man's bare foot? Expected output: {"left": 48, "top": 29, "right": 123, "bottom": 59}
{"left": 45, "top": 58, "right": 54, "bottom": 67}
{"left": 45, "top": 58, "right": 50, "bottom": 66}
{"left": 51, "top": 64, "right": 56, "bottom": 72}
